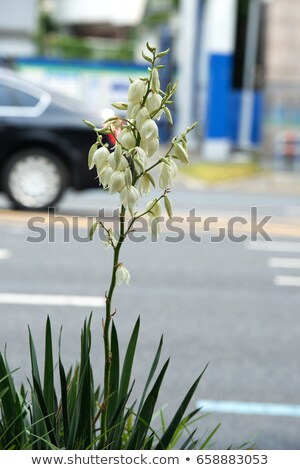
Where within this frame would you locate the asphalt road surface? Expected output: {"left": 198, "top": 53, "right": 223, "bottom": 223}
{"left": 0, "top": 186, "right": 300, "bottom": 450}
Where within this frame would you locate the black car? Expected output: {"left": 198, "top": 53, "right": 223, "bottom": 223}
{"left": 0, "top": 67, "right": 115, "bottom": 210}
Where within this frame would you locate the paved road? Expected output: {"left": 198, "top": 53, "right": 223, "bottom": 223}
{"left": 0, "top": 187, "right": 300, "bottom": 449}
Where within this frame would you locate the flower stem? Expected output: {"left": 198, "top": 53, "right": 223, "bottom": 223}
{"left": 101, "top": 205, "right": 126, "bottom": 447}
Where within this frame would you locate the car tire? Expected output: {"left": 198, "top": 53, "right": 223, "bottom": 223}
{"left": 2, "top": 148, "right": 69, "bottom": 210}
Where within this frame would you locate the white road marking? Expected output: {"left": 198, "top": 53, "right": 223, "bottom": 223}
{"left": 0, "top": 293, "right": 105, "bottom": 307}
{"left": 0, "top": 249, "right": 11, "bottom": 260}
{"left": 248, "top": 242, "right": 300, "bottom": 253}
{"left": 268, "top": 258, "right": 300, "bottom": 269}
{"left": 274, "top": 276, "right": 300, "bottom": 287}
{"left": 196, "top": 400, "right": 300, "bottom": 417}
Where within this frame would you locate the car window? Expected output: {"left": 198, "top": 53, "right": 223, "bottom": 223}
{"left": 0, "top": 83, "right": 15, "bottom": 106}
{"left": 13, "top": 88, "right": 39, "bottom": 107}
{"left": 0, "top": 82, "right": 39, "bottom": 107}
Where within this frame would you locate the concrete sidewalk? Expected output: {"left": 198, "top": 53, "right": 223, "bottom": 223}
{"left": 178, "top": 170, "right": 300, "bottom": 196}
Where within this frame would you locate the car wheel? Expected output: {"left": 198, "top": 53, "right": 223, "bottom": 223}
{"left": 2, "top": 148, "right": 68, "bottom": 210}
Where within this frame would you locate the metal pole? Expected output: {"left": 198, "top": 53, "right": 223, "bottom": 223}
{"left": 238, "top": 0, "right": 261, "bottom": 149}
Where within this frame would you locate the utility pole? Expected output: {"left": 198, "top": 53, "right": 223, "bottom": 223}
{"left": 176, "top": 0, "right": 202, "bottom": 149}
{"left": 238, "top": 0, "right": 262, "bottom": 149}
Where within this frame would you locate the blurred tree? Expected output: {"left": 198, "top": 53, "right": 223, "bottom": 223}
{"left": 143, "top": 0, "right": 179, "bottom": 26}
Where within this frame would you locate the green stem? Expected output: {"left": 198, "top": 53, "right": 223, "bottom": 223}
{"left": 101, "top": 205, "right": 126, "bottom": 447}
{"left": 125, "top": 193, "right": 167, "bottom": 236}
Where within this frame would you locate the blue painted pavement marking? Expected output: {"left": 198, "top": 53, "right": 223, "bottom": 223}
{"left": 196, "top": 400, "right": 300, "bottom": 417}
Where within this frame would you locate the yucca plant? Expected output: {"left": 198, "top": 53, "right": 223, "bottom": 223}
{"left": 0, "top": 44, "right": 254, "bottom": 450}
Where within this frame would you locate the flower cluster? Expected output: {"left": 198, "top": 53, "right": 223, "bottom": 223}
{"left": 85, "top": 43, "right": 196, "bottom": 285}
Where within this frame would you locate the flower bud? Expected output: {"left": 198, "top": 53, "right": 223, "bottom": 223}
{"left": 151, "top": 68, "right": 160, "bottom": 93}
{"left": 109, "top": 171, "right": 126, "bottom": 194}
{"left": 112, "top": 102, "right": 128, "bottom": 110}
{"left": 116, "top": 264, "right": 130, "bottom": 286}
{"left": 128, "top": 79, "right": 146, "bottom": 104}
{"left": 173, "top": 143, "right": 189, "bottom": 164}
{"left": 114, "top": 144, "right": 122, "bottom": 168}
{"left": 124, "top": 167, "right": 132, "bottom": 189}
{"left": 164, "top": 195, "right": 173, "bottom": 218}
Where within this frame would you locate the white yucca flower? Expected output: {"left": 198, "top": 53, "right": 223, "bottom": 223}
{"left": 118, "top": 155, "right": 129, "bottom": 171}
{"left": 136, "top": 107, "right": 150, "bottom": 132}
{"left": 159, "top": 159, "right": 178, "bottom": 189}
{"left": 128, "top": 79, "right": 146, "bottom": 104}
{"left": 146, "top": 92, "right": 163, "bottom": 118}
{"left": 141, "top": 120, "right": 158, "bottom": 141}
{"left": 98, "top": 165, "right": 113, "bottom": 188}
{"left": 120, "top": 186, "right": 139, "bottom": 216}
{"left": 127, "top": 102, "right": 141, "bottom": 120}
{"left": 119, "top": 128, "right": 136, "bottom": 149}
{"left": 139, "top": 174, "right": 151, "bottom": 195}
{"left": 109, "top": 171, "right": 126, "bottom": 194}
{"left": 140, "top": 136, "right": 159, "bottom": 158}
{"left": 116, "top": 264, "right": 130, "bottom": 286}
{"left": 92, "top": 147, "right": 110, "bottom": 172}
{"left": 146, "top": 198, "right": 162, "bottom": 218}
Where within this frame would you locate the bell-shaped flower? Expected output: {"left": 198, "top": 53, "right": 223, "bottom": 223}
{"left": 146, "top": 92, "right": 163, "bottom": 118}
{"left": 136, "top": 106, "right": 150, "bottom": 132}
{"left": 141, "top": 119, "right": 158, "bottom": 141}
{"left": 109, "top": 171, "right": 126, "bottom": 194}
{"left": 92, "top": 147, "right": 110, "bottom": 173}
{"left": 116, "top": 264, "right": 130, "bottom": 286}
{"left": 118, "top": 154, "right": 129, "bottom": 171}
{"left": 99, "top": 165, "right": 113, "bottom": 188}
{"left": 128, "top": 79, "right": 146, "bottom": 104}
{"left": 119, "top": 128, "right": 136, "bottom": 150}
{"left": 159, "top": 159, "right": 178, "bottom": 189}
{"left": 146, "top": 198, "right": 162, "bottom": 218}
{"left": 139, "top": 174, "right": 151, "bottom": 195}
{"left": 146, "top": 136, "right": 159, "bottom": 158}
{"left": 140, "top": 135, "right": 159, "bottom": 158}
{"left": 120, "top": 185, "right": 139, "bottom": 216}
{"left": 127, "top": 102, "right": 141, "bottom": 120}
{"left": 108, "top": 152, "right": 117, "bottom": 170}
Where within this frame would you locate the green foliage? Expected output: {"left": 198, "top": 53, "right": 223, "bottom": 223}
{"left": 0, "top": 316, "right": 228, "bottom": 450}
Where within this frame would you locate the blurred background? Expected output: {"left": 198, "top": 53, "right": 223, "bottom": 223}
{"left": 1, "top": 0, "right": 300, "bottom": 451}
{"left": 2, "top": 0, "right": 300, "bottom": 163}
